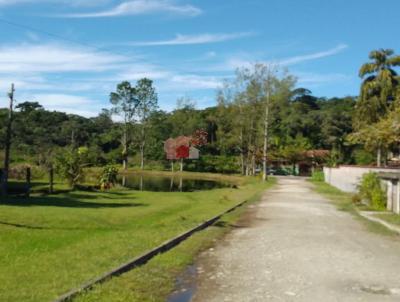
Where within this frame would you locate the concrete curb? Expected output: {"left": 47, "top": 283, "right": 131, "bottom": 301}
{"left": 53, "top": 199, "right": 249, "bottom": 302}
{"left": 358, "top": 211, "right": 400, "bottom": 235}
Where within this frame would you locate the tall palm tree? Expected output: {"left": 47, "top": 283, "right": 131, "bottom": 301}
{"left": 354, "top": 49, "right": 400, "bottom": 166}
{"left": 356, "top": 49, "right": 400, "bottom": 129}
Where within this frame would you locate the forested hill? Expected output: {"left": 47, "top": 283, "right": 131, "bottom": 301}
{"left": 0, "top": 94, "right": 358, "bottom": 172}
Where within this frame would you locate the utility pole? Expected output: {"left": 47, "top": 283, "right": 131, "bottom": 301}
{"left": 1, "top": 84, "right": 15, "bottom": 196}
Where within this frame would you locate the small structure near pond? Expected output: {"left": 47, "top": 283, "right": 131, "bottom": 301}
{"left": 164, "top": 130, "right": 207, "bottom": 172}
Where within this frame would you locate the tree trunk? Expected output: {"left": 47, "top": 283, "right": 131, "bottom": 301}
{"left": 238, "top": 102, "right": 245, "bottom": 175}
{"left": 383, "top": 150, "right": 387, "bottom": 167}
{"left": 180, "top": 158, "right": 183, "bottom": 172}
{"left": 251, "top": 152, "right": 256, "bottom": 176}
{"left": 122, "top": 126, "right": 128, "bottom": 170}
{"left": 245, "top": 154, "right": 250, "bottom": 176}
{"left": 140, "top": 125, "right": 145, "bottom": 170}
{"left": 1, "top": 84, "right": 15, "bottom": 196}
{"left": 179, "top": 176, "right": 183, "bottom": 192}
{"left": 240, "top": 152, "right": 245, "bottom": 175}
{"left": 139, "top": 175, "right": 143, "bottom": 191}
{"left": 262, "top": 90, "right": 270, "bottom": 182}
{"left": 140, "top": 145, "right": 144, "bottom": 170}
{"left": 377, "top": 147, "right": 382, "bottom": 167}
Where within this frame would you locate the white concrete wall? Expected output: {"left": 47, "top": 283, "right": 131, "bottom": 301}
{"left": 323, "top": 166, "right": 400, "bottom": 193}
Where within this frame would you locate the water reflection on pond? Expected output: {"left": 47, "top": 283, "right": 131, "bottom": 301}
{"left": 119, "top": 174, "right": 234, "bottom": 192}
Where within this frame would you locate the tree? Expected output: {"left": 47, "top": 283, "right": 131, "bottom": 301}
{"left": 55, "top": 146, "right": 88, "bottom": 189}
{"left": 216, "top": 64, "right": 295, "bottom": 176}
{"left": 169, "top": 97, "right": 204, "bottom": 137}
{"left": 277, "top": 135, "right": 310, "bottom": 175}
{"left": 145, "top": 110, "right": 172, "bottom": 161}
{"left": 110, "top": 81, "right": 138, "bottom": 170}
{"left": 318, "top": 97, "right": 355, "bottom": 160}
{"left": 352, "top": 49, "right": 400, "bottom": 166}
{"left": 355, "top": 49, "right": 400, "bottom": 128}
{"left": 348, "top": 111, "right": 399, "bottom": 167}
{"left": 1, "top": 84, "right": 15, "bottom": 196}
{"left": 135, "top": 78, "right": 158, "bottom": 170}
{"left": 16, "top": 101, "right": 43, "bottom": 113}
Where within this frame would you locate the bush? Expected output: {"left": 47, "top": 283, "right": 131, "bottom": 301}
{"left": 55, "top": 147, "right": 89, "bottom": 189}
{"left": 358, "top": 172, "right": 386, "bottom": 210}
{"left": 353, "top": 149, "right": 375, "bottom": 165}
{"left": 185, "top": 155, "right": 240, "bottom": 174}
{"left": 8, "top": 164, "right": 30, "bottom": 180}
{"left": 351, "top": 194, "right": 362, "bottom": 204}
{"left": 311, "top": 170, "right": 324, "bottom": 182}
{"left": 99, "top": 165, "right": 119, "bottom": 190}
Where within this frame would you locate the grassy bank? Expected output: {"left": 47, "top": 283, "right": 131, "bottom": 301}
{"left": 309, "top": 179, "right": 397, "bottom": 236}
{"left": 374, "top": 213, "right": 400, "bottom": 227}
{"left": 0, "top": 173, "right": 274, "bottom": 302}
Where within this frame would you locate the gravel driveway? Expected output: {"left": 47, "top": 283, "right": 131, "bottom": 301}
{"left": 192, "top": 177, "right": 400, "bottom": 302}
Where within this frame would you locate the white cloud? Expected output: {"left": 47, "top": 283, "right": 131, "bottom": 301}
{"left": 0, "top": 0, "right": 110, "bottom": 7}
{"left": 0, "top": 75, "right": 49, "bottom": 91}
{"left": 278, "top": 44, "right": 348, "bottom": 65}
{"left": 117, "top": 65, "right": 171, "bottom": 81}
{"left": 0, "top": 43, "right": 126, "bottom": 73}
{"left": 295, "top": 72, "right": 351, "bottom": 86}
{"left": 225, "top": 57, "right": 253, "bottom": 70}
{"left": 205, "top": 44, "right": 349, "bottom": 73}
{"left": 60, "top": 0, "right": 202, "bottom": 18}
{"left": 25, "top": 31, "right": 40, "bottom": 41}
{"left": 170, "top": 75, "right": 223, "bottom": 89}
{"left": 34, "top": 93, "right": 93, "bottom": 106}
{"left": 130, "top": 32, "right": 254, "bottom": 46}
{"left": 205, "top": 51, "right": 217, "bottom": 58}
{"left": 28, "top": 93, "right": 102, "bottom": 117}
{"left": 0, "top": 0, "right": 34, "bottom": 5}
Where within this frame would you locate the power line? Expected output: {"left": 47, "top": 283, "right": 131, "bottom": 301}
{"left": 0, "top": 17, "right": 131, "bottom": 57}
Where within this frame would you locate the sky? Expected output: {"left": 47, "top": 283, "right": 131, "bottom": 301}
{"left": 0, "top": 0, "right": 399, "bottom": 117}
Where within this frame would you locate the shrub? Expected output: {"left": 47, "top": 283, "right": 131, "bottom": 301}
{"left": 8, "top": 164, "right": 48, "bottom": 181}
{"left": 185, "top": 155, "right": 240, "bottom": 174}
{"left": 353, "top": 149, "right": 375, "bottom": 165}
{"left": 326, "top": 149, "right": 340, "bottom": 167}
{"left": 55, "top": 147, "right": 89, "bottom": 189}
{"left": 351, "top": 194, "right": 362, "bottom": 204}
{"left": 9, "top": 164, "right": 30, "bottom": 180}
{"left": 358, "top": 172, "right": 386, "bottom": 210}
{"left": 99, "top": 165, "right": 119, "bottom": 190}
{"left": 311, "top": 170, "right": 324, "bottom": 182}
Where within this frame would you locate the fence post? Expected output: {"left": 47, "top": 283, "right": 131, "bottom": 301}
{"left": 49, "top": 166, "right": 54, "bottom": 194}
{"left": 25, "top": 167, "right": 31, "bottom": 198}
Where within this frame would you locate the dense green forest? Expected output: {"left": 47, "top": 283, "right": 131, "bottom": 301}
{"left": 1, "top": 48, "right": 399, "bottom": 175}
{"left": 0, "top": 82, "right": 356, "bottom": 173}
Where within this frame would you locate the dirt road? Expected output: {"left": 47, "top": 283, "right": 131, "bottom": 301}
{"left": 192, "top": 177, "right": 400, "bottom": 301}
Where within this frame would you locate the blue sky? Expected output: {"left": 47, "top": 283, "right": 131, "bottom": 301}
{"left": 0, "top": 0, "right": 399, "bottom": 116}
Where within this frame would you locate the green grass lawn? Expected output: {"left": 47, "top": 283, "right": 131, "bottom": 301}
{"left": 0, "top": 173, "right": 274, "bottom": 302}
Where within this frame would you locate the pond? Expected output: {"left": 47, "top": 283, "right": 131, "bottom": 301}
{"left": 119, "top": 174, "right": 235, "bottom": 192}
